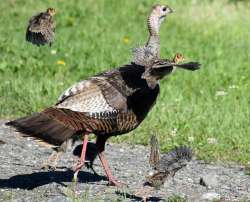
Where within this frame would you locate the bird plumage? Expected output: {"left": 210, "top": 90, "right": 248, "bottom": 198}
{"left": 149, "top": 135, "right": 160, "bottom": 168}
{"left": 155, "top": 146, "right": 193, "bottom": 173}
{"left": 7, "top": 63, "right": 159, "bottom": 145}
{"left": 26, "top": 8, "right": 56, "bottom": 46}
{"left": 6, "top": 112, "right": 76, "bottom": 146}
{"left": 7, "top": 59, "right": 199, "bottom": 185}
{"left": 146, "top": 135, "right": 193, "bottom": 188}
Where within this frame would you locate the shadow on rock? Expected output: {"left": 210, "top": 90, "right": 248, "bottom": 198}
{"left": 115, "top": 190, "right": 162, "bottom": 202}
{"left": 0, "top": 170, "right": 106, "bottom": 190}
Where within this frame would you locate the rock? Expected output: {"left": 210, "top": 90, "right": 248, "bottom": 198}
{"left": 49, "top": 196, "right": 69, "bottom": 202}
{"left": 200, "top": 173, "right": 219, "bottom": 188}
{"left": 201, "top": 192, "right": 220, "bottom": 201}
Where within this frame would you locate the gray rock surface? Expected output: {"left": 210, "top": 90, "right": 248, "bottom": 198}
{"left": 0, "top": 120, "right": 250, "bottom": 201}
{"left": 201, "top": 192, "right": 220, "bottom": 201}
{"left": 200, "top": 173, "right": 219, "bottom": 188}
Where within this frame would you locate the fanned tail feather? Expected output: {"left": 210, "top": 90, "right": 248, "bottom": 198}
{"left": 155, "top": 146, "right": 193, "bottom": 172}
{"left": 6, "top": 112, "right": 76, "bottom": 146}
{"left": 26, "top": 30, "right": 47, "bottom": 46}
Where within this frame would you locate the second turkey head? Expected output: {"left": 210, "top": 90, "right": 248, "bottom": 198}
{"left": 148, "top": 4, "right": 173, "bottom": 36}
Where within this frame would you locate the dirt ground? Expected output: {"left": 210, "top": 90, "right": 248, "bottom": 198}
{"left": 0, "top": 120, "right": 249, "bottom": 201}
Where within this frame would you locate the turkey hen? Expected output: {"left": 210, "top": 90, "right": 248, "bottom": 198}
{"left": 26, "top": 8, "right": 56, "bottom": 46}
{"left": 23, "top": 4, "right": 175, "bottom": 174}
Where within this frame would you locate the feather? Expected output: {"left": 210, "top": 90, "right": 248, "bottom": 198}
{"left": 145, "top": 171, "right": 168, "bottom": 189}
{"left": 155, "top": 146, "right": 193, "bottom": 173}
{"left": 149, "top": 135, "right": 160, "bottom": 168}
{"left": 6, "top": 112, "right": 76, "bottom": 146}
{"left": 146, "top": 145, "right": 193, "bottom": 188}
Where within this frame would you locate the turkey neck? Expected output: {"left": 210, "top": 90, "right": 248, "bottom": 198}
{"left": 146, "top": 13, "right": 160, "bottom": 59}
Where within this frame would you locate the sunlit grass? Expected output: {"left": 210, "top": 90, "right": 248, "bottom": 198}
{"left": 0, "top": 0, "right": 250, "bottom": 164}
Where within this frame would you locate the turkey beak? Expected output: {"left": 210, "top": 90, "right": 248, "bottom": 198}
{"left": 167, "top": 7, "right": 174, "bottom": 14}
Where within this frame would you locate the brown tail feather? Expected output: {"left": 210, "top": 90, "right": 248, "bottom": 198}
{"left": 6, "top": 112, "right": 76, "bottom": 146}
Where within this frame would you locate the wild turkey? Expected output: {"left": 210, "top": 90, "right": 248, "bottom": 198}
{"left": 132, "top": 5, "right": 173, "bottom": 67}
{"left": 40, "top": 4, "right": 174, "bottom": 171}
{"left": 7, "top": 4, "right": 200, "bottom": 187}
{"left": 26, "top": 8, "right": 56, "bottom": 46}
{"left": 7, "top": 57, "right": 199, "bottom": 186}
{"left": 146, "top": 135, "right": 193, "bottom": 188}
{"left": 26, "top": 4, "right": 175, "bottom": 173}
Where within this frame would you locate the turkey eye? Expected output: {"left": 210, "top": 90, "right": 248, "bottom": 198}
{"left": 162, "top": 7, "right": 167, "bottom": 11}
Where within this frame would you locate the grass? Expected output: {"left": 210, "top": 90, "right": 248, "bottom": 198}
{"left": 0, "top": 0, "right": 250, "bottom": 164}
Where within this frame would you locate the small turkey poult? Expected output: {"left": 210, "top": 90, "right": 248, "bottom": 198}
{"left": 26, "top": 8, "right": 56, "bottom": 46}
{"left": 141, "top": 52, "right": 200, "bottom": 89}
{"left": 146, "top": 135, "right": 193, "bottom": 189}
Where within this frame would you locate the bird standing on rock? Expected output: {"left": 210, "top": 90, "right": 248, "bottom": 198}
{"left": 7, "top": 4, "right": 200, "bottom": 187}
{"left": 26, "top": 8, "right": 56, "bottom": 46}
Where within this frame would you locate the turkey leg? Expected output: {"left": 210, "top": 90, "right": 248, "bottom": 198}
{"left": 73, "top": 133, "right": 89, "bottom": 181}
{"left": 96, "top": 136, "right": 125, "bottom": 187}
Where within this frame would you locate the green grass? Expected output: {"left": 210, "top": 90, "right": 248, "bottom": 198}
{"left": 0, "top": 0, "right": 250, "bottom": 164}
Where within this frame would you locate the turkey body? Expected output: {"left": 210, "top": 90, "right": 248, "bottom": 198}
{"left": 38, "top": 63, "right": 160, "bottom": 145}
{"left": 7, "top": 60, "right": 199, "bottom": 186}
{"left": 7, "top": 62, "right": 161, "bottom": 186}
